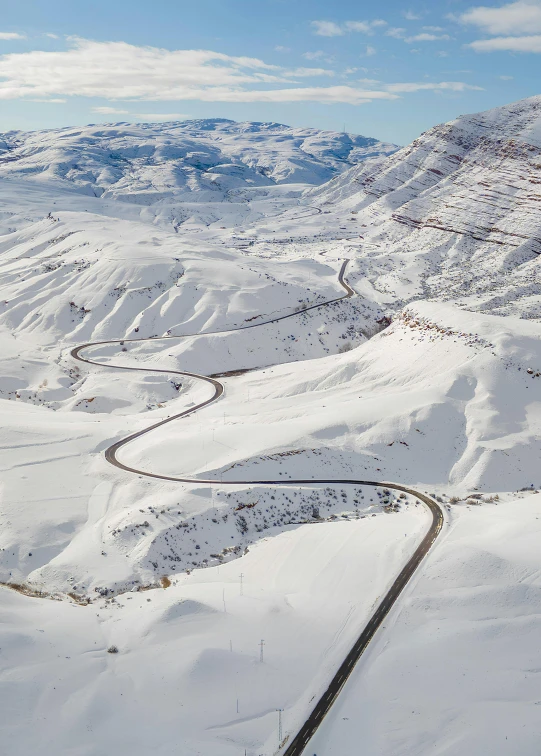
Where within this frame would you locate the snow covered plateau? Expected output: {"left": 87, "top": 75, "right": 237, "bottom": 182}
{"left": 0, "top": 105, "right": 539, "bottom": 755}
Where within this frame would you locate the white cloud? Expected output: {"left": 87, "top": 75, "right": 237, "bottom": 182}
{"left": 364, "top": 45, "right": 377, "bottom": 56}
{"left": 226, "top": 86, "right": 396, "bottom": 103}
{"left": 0, "top": 38, "right": 287, "bottom": 102}
{"left": 0, "top": 32, "right": 26, "bottom": 40}
{"left": 92, "top": 106, "right": 129, "bottom": 114}
{"left": 209, "top": 86, "right": 397, "bottom": 103}
{"left": 345, "top": 21, "right": 373, "bottom": 33}
{"left": 386, "top": 27, "right": 406, "bottom": 38}
{"left": 385, "top": 81, "right": 483, "bottom": 92}
{"left": 135, "top": 113, "right": 191, "bottom": 121}
{"left": 459, "top": 1, "right": 541, "bottom": 34}
{"left": 0, "top": 37, "right": 482, "bottom": 107}
{"left": 274, "top": 45, "right": 290, "bottom": 53}
{"left": 461, "top": 0, "right": 541, "bottom": 51}
{"left": 499, "top": 74, "right": 514, "bottom": 79}
{"left": 284, "top": 67, "right": 335, "bottom": 77}
{"left": 404, "top": 33, "right": 451, "bottom": 42}
{"left": 404, "top": 10, "right": 423, "bottom": 21}
{"left": 45, "top": 33, "right": 59, "bottom": 40}
{"left": 0, "top": 38, "right": 400, "bottom": 105}
{"left": 302, "top": 50, "right": 334, "bottom": 62}
{"left": 469, "top": 34, "right": 541, "bottom": 51}
{"left": 387, "top": 26, "right": 451, "bottom": 43}
{"left": 311, "top": 20, "right": 343, "bottom": 36}
{"left": 436, "top": 50, "right": 450, "bottom": 57}
{"left": 312, "top": 19, "right": 387, "bottom": 37}
{"left": 345, "top": 19, "right": 387, "bottom": 33}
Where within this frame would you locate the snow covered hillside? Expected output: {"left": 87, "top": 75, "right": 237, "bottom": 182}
{"left": 2, "top": 299, "right": 538, "bottom": 600}
{"left": 0, "top": 99, "right": 540, "bottom": 756}
{"left": 309, "top": 490, "right": 541, "bottom": 756}
{"left": 0, "top": 119, "right": 397, "bottom": 202}
{"left": 307, "top": 95, "right": 541, "bottom": 320}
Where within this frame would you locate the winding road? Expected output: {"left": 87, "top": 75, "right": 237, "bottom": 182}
{"left": 71, "top": 259, "right": 444, "bottom": 755}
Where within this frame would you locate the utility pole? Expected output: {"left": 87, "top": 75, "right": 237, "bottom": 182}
{"left": 277, "top": 708, "right": 283, "bottom": 744}
{"left": 239, "top": 573, "right": 244, "bottom": 595}
{"left": 259, "top": 639, "right": 265, "bottom": 663}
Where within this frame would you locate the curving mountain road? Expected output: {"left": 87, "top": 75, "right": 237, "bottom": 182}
{"left": 71, "top": 259, "right": 354, "bottom": 479}
{"left": 282, "top": 484, "right": 442, "bottom": 755}
{"left": 71, "top": 259, "right": 443, "bottom": 755}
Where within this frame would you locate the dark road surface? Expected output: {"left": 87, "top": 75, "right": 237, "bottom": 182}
{"left": 281, "top": 483, "right": 442, "bottom": 755}
{"left": 71, "top": 259, "right": 354, "bottom": 479}
{"left": 71, "top": 259, "right": 444, "bottom": 755}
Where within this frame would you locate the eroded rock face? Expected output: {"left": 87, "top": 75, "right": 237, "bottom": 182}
{"left": 309, "top": 96, "right": 541, "bottom": 320}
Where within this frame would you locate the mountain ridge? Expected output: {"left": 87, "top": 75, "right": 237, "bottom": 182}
{"left": 306, "top": 94, "right": 541, "bottom": 320}
{"left": 0, "top": 119, "right": 398, "bottom": 201}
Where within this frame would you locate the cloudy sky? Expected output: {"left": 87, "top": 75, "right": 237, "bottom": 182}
{"left": 1, "top": 0, "right": 540, "bottom": 143}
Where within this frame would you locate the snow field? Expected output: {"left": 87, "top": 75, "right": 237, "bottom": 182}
{"left": 0, "top": 101, "right": 540, "bottom": 755}
{"left": 0, "top": 503, "right": 427, "bottom": 756}
{"left": 309, "top": 492, "right": 541, "bottom": 756}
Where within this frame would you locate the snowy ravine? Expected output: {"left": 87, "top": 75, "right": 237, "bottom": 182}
{"left": 0, "top": 99, "right": 540, "bottom": 756}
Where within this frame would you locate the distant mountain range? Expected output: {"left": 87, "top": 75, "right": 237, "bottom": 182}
{"left": 0, "top": 118, "right": 398, "bottom": 202}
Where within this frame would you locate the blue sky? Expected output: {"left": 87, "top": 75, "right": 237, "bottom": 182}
{"left": 0, "top": 0, "right": 540, "bottom": 144}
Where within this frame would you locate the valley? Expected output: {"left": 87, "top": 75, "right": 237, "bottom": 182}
{"left": 0, "top": 106, "right": 540, "bottom": 755}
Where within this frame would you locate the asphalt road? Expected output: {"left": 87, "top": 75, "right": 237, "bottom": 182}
{"left": 281, "top": 483, "right": 443, "bottom": 755}
{"left": 71, "top": 258, "right": 353, "bottom": 477}
{"left": 71, "top": 258, "right": 444, "bottom": 755}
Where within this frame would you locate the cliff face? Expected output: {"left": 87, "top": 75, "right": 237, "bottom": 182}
{"left": 309, "top": 96, "right": 541, "bottom": 319}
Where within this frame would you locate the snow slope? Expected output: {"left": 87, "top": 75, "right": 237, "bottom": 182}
{"left": 0, "top": 209, "right": 351, "bottom": 344}
{"left": 1, "top": 293, "right": 539, "bottom": 754}
{"left": 307, "top": 95, "right": 541, "bottom": 319}
{"left": 0, "top": 119, "right": 397, "bottom": 201}
{"left": 0, "top": 98, "right": 540, "bottom": 756}
{"left": 0, "top": 508, "right": 428, "bottom": 756}
{"left": 310, "top": 491, "right": 541, "bottom": 756}
{"left": 1, "top": 300, "right": 538, "bottom": 597}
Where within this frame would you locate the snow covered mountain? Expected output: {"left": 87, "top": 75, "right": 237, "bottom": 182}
{"left": 0, "top": 118, "right": 397, "bottom": 202}
{"left": 308, "top": 95, "right": 541, "bottom": 320}
{"left": 0, "top": 99, "right": 540, "bottom": 756}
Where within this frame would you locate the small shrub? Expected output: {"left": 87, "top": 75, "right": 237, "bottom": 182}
{"left": 107, "top": 645, "right": 119, "bottom": 654}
